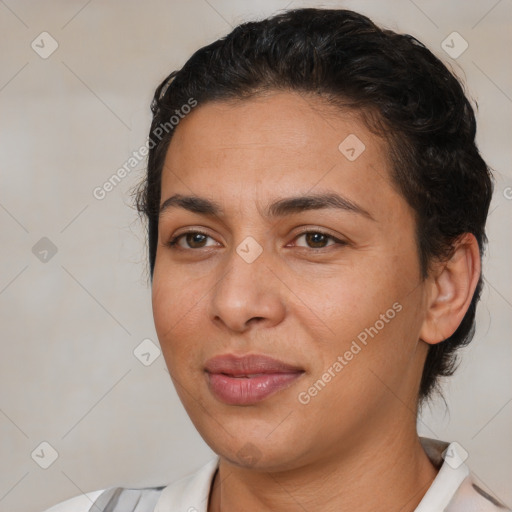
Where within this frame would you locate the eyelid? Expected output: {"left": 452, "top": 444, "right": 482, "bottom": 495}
{"left": 166, "top": 226, "right": 348, "bottom": 251}
{"left": 166, "top": 228, "right": 219, "bottom": 249}
{"left": 289, "top": 227, "right": 348, "bottom": 248}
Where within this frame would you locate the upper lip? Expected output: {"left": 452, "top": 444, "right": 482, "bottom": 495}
{"left": 204, "top": 354, "right": 304, "bottom": 376}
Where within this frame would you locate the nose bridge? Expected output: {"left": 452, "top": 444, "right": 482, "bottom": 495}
{"left": 209, "top": 239, "right": 285, "bottom": 332}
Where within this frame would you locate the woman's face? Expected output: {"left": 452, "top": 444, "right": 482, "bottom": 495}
{"left": 152, "top": 91, "right": 430, "bottom": 470}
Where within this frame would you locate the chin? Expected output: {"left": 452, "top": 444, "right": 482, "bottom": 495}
{"left": 197, "top": 419, "right": 311, "bottom": 472}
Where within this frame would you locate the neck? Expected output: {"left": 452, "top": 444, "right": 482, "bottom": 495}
{"left": 208, "top": 416, "right": 438, "bottom": 512}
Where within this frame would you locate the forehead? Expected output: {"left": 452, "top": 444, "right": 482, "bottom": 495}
{"left": 166, "top": 91, "right": 384, "bottom": 158}
{"left": 160, "top": 91, "right": 401, "bottom": 221}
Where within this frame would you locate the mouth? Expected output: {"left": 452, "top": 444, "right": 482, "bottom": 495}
{"left": 204, "top": 353, "right": 305, "bottom": 405}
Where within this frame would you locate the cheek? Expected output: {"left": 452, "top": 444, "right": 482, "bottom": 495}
{"left": 151, "top": 271, "right": 204, "bottom": 364}
{"left": 152, "top": 256, "right": 204, "bottom": 323}
{"left": 304, "top": 251, "right": 421, "bottom": 364}
{"left": 311, "top": 266, "right": 394, "bottom": 331}
{"left": 152, "top": 275, "right": 174, "bottom": 335}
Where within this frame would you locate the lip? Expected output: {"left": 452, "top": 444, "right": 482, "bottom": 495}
{"left": 204, "top": 354, "right": 305, "bottom": 405}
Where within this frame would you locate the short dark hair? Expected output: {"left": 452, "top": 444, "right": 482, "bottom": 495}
{"left": 135, "top": 7, "right": 493, "bottom": 402}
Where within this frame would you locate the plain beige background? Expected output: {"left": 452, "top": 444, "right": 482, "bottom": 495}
{"left": 0, "top": 1, "right": 510, "bottom": 511}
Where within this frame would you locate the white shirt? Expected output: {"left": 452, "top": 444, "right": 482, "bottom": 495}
{"left": 44, "top": 438, "right": 509, "bottom": 512}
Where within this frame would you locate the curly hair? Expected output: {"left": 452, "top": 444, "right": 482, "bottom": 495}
{"left": 135, "top": 7, "right": 493, "bottom": 402}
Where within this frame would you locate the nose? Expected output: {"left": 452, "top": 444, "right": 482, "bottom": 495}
{"left": 209, "top": 245, "right": 286, "bottom": 333}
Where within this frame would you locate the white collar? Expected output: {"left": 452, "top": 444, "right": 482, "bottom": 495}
{"left": 154, "top": 438, "right": 469, "bottom": 512}
{"left": 155, "top": 457, "right": 218, "bottom": 512}
{"left": 415, "top": 438, "right": 469, "bottom": 512}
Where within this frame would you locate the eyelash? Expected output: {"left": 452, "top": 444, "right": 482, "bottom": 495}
{"left": 166, "top": 229, "right": 347, "bottom": 251}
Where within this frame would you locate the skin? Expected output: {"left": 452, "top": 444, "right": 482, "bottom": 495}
{"left": 151, "top": 91, "right": 481, "bottom": 512}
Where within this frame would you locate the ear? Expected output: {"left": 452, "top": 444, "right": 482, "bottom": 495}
{"left": 419, "top": 233, "right": 481, "bottom": 345}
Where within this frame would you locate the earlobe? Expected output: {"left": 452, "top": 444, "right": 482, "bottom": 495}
{"left": 419, "top": 234, "right": 481, "bottom": 345}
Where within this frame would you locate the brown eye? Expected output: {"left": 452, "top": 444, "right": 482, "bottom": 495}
{"left": 185, "top": 233, "right": 208, "bottom": 248}
{"left": 304, "top": 232, "right": 330, "bottom": 248}
{"left": 167, "top": 231, "right": 216, "bottom": 249}
{"left": 294, "top": 231, "right": 345, "bottom": 249}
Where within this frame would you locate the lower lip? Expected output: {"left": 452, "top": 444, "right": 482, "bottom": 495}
{"left": 206, "top": 372, "right": 303, "bottom": 405}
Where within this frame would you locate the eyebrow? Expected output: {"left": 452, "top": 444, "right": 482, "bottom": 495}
{"left": 159, "top": 192, "right": 374, "bottom": 221}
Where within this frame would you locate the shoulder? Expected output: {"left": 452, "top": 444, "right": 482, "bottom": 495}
{"left": 42, "top": 489, "right": 105, "bottom": 512}
{"left": 417, "top": 438, "right": 510, "bottom": 512}
{"left": 446, "top": 472, "right": 511, "bottom": 512}
{"left": 42, "top": 486, "right": 165, "bottom": 512}
{"left": 41, "top": 458, "right": 220, "bottom": 512}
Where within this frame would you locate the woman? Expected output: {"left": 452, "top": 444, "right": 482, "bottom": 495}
{"left": 46, "top": 7, "right": 509, "bottom": 512}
